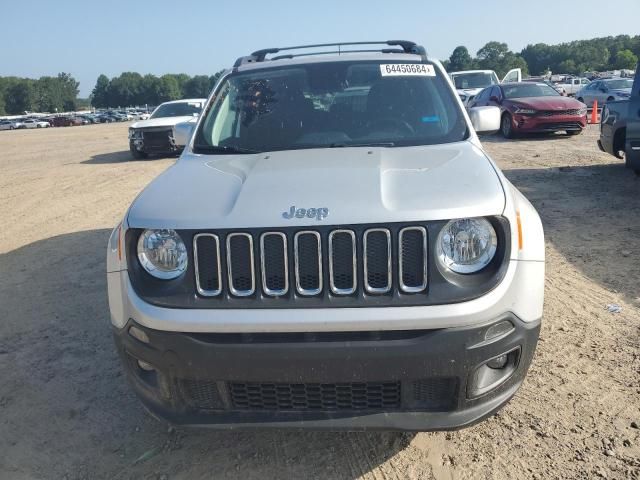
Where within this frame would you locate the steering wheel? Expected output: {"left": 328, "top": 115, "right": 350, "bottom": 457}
{"left": 367, "top": 117, "right": 415, "bottom": 135}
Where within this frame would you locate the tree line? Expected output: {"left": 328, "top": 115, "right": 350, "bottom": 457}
{"left": 0, "top": 73, "right": 80, "bottom": 115}
{"left": 444, "top": 35, "right": 639, "bottom": 77}
{"left": 1, "top": 35, "right": 637, "bottom": 115}
{"left": 91, "top": 71, "right": 224, "bottom": 108}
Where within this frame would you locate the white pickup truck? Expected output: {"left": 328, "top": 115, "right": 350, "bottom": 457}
{"left": 554, "top": 77, "right": 591, "bottom": 96}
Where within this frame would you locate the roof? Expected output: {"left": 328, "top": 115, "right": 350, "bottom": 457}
{"left": 232, "top": 40, "right": 428, "bottom": 72}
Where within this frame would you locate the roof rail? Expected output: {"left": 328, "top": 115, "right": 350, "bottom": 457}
{"left": 234, "top": 40, "right": 427, "bottom": 67}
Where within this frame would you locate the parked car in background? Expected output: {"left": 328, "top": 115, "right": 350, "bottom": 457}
{"left": 52, "top": 116, "right": 83, "bottom": 127}
{"left": 598, "top": 65, "right": 640, "bottom": 175}
{"left": 469, "top": 82, "right": 587, "bottom": 137}
{"left": 22, "top": 119, "right": 51, "bottom": 128}
{"left": 575, "top": 78, "right": 633, "bottom": 107}
{"left": 0, "top": 119, "right": 25, "bottom": 130}
{"left": 554, "top": 77, "right": 590, "bottom": 96}
{"left": 128, "top": 98, "right": 205, "bottom": 159}
{"left": 449, "top": 68, "right": 522, "bottom": 106}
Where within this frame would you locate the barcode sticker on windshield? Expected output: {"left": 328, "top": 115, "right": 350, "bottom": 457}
{"left": 380, "top": 64, "right": 435, "bottom": 77}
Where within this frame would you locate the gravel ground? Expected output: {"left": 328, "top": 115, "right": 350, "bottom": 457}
{"left": 0, "top": 123, "right": 638, "bottom": 479}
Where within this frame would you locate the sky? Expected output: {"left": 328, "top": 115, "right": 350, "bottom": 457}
{"left": 3, "top": 0, "right": 639, "bottom": 96}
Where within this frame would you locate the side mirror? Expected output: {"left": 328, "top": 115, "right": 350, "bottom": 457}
{"left": 489, "top": 96, "right": 500, "bottom": 103}
{"left": 469, "top": 106, "right": 501, "bottom": 135}
{"left": 173, "top": 119, "right": 197, "bottom": 147}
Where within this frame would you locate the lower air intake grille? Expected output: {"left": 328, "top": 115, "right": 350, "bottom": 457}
{"left": 180, "top": 379, "right": 225, "bottom": 410}
{"left": 229, "top": 381, "right": 401, "bottom": 411}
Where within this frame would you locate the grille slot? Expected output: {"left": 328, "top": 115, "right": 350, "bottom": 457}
{"left": 363, "top": 229, "right": 392, "bottom": 294}
{"left": 193, "top": 234, "right": 222, "bottom": 296}
{"left": 399, "top": 227, "right": 428, "bottom": 293}
{"left": 294, "top": 231, "right": 322, "bottom": 296}
{"left": 226, "top": 233, "right": 255, "bottom": 296}
{"left": 229, "top": 381, "right": 401, "bottom": 411}
{"left": 329, "top": 230, "right": 357, "bottom": 295}
{"left": 260, "top": 232, "right": 288, "bottom": 296}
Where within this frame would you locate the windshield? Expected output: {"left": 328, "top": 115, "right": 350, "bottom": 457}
{"left": 150, "top": 101, "right": 202, "bottom": 119}
{"left": 451, "top": 72, "right": 498, "bottom": 89}
{"left": 503, "top": 83, "right": 560, "bottom": 99}
{"left": 194, "top": 61, "right": 467, "bottom": 153}
{"left": 605, "top": 79, "right": 633, "bottom": 90}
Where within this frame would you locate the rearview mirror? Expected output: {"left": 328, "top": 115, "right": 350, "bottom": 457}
{"left": 469, "top": 106, "right": 501, "bottom": 135}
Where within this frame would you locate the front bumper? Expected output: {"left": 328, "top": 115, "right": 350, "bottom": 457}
{"left": 512, "top": 114, "right": 587, "bottom": 133}
{"left": 130, "top": 128, "right": 179, "bottom": 154}
{"left": 114, "top": 314, "right": 540, "bottom": 430}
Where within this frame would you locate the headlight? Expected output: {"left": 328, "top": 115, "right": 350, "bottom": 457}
{"left": 514, "top": 108, "right": 536, "bottom": 115}
{"left": 137, "top": 229, "right": 188, "bottom": 279}
{"left": 436, "top": 218, "right": 497, "bottom": 274}
{"left": 129, "top": 128, "right": 141, "bottom": 139}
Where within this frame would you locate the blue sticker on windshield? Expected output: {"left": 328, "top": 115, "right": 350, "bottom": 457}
{"left": 421, "top": 115, "right": 440, "bottom": 123}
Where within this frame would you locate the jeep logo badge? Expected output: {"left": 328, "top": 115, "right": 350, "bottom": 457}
{"left": 282, "top": 206, "right": 329, "bottom": 221}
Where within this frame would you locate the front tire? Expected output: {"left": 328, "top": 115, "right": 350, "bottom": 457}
{"left": 501, "top": 113, "right": 514, "bottom": 139}
{"left": 129, "top": 141, "right": 148, "bottom": 160}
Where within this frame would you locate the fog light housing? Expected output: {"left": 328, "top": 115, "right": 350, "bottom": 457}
{"left": 468, "top": 347, "right": 521, "bottom": 398}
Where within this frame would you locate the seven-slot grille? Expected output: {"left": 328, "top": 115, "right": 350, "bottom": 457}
{"left": 538, "top": 108, "right": 584, "bottom": 117}
{"left": 193, "top": 226, "right": 428, "bottom": 299}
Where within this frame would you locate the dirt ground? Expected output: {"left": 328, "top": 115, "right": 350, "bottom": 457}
{"left": 0, "top": 123, "right": 639, "bottom": 480}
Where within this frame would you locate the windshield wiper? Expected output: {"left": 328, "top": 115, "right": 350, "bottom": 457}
{"left": 193, "top": 144, "right": 262, "bottom": 154}
{"left": 329, "top": 142, "right": 395, "bottom": 148}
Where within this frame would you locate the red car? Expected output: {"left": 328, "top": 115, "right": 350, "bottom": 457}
{"left": 468, "top": 82, "right": 587, "bottom": 138}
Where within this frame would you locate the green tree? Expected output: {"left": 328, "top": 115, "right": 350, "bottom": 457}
{"left": 92, "top": 74, "right": 110, "bottom": 108}
{"left": 183, "top": 75, "right": 211, "bottom": 98}
{"left": 448, "top": 46, "right": 473, "bottom": 71}
{"left": 613, "top": 49, "right": 638, "bottom": 70}
{"left": 158, "top": 75, "right": 181, "bottom": 102}
{"left": 5, "top": 81, "right": 34, "bottom": 114}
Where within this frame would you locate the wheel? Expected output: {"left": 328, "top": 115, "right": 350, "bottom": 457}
{"left": 37, "top": 124, "right": 41, "bottom": 128}
{"left": 607, "top": 97, "right": 615, "bottom": 103}
{"left": 129, "top": 141, "right": 148, "bottom": 160}
{"left": 501, "top": 113, "right": 514, "bottom": 139}
{"left": 9, "top": 126, "right": 14, "bottom": 130}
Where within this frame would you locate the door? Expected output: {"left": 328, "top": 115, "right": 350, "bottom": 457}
{"left": 501, "top": 68, "right": 522, "bottom": 83}
{"left": 582, "top": 81, "right": 599, "bottom": 106}
{"left": 625, "top": 64, "right": 640, "bottom": 172}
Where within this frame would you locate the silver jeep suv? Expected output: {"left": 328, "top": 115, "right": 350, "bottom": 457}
{"left": 107, "top": 41, "right": 544, "bottom": 430}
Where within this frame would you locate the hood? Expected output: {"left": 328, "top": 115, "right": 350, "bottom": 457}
{"left": 509, "top": 96, "right": 584, "bottom": 110}
{"left": 610, "top": 88, "right": 632, "bottom": 96}
{"left": 130, "top": 115, "right": 196, "bottom": 129}
{"left": 127, "top": 142, "right": 506, "bottom": 230}
{"left": 457, "top": 87, "right": 484, "bottom": 97}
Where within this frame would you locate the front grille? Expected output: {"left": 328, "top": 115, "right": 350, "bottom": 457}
{"left": 538, "top": 109, "right": 583, "bottom": 117}
{"left": 192, "top": 224, "right": 430, "bottom": 300}
{"left": 178, "top": 377, "right": 458, "bottom": 412}
{"left": 142, "top": 129, "right": 172, "bottom": 148}
{"left": 229, "top": 381, "right": 401, "bottom": 411}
